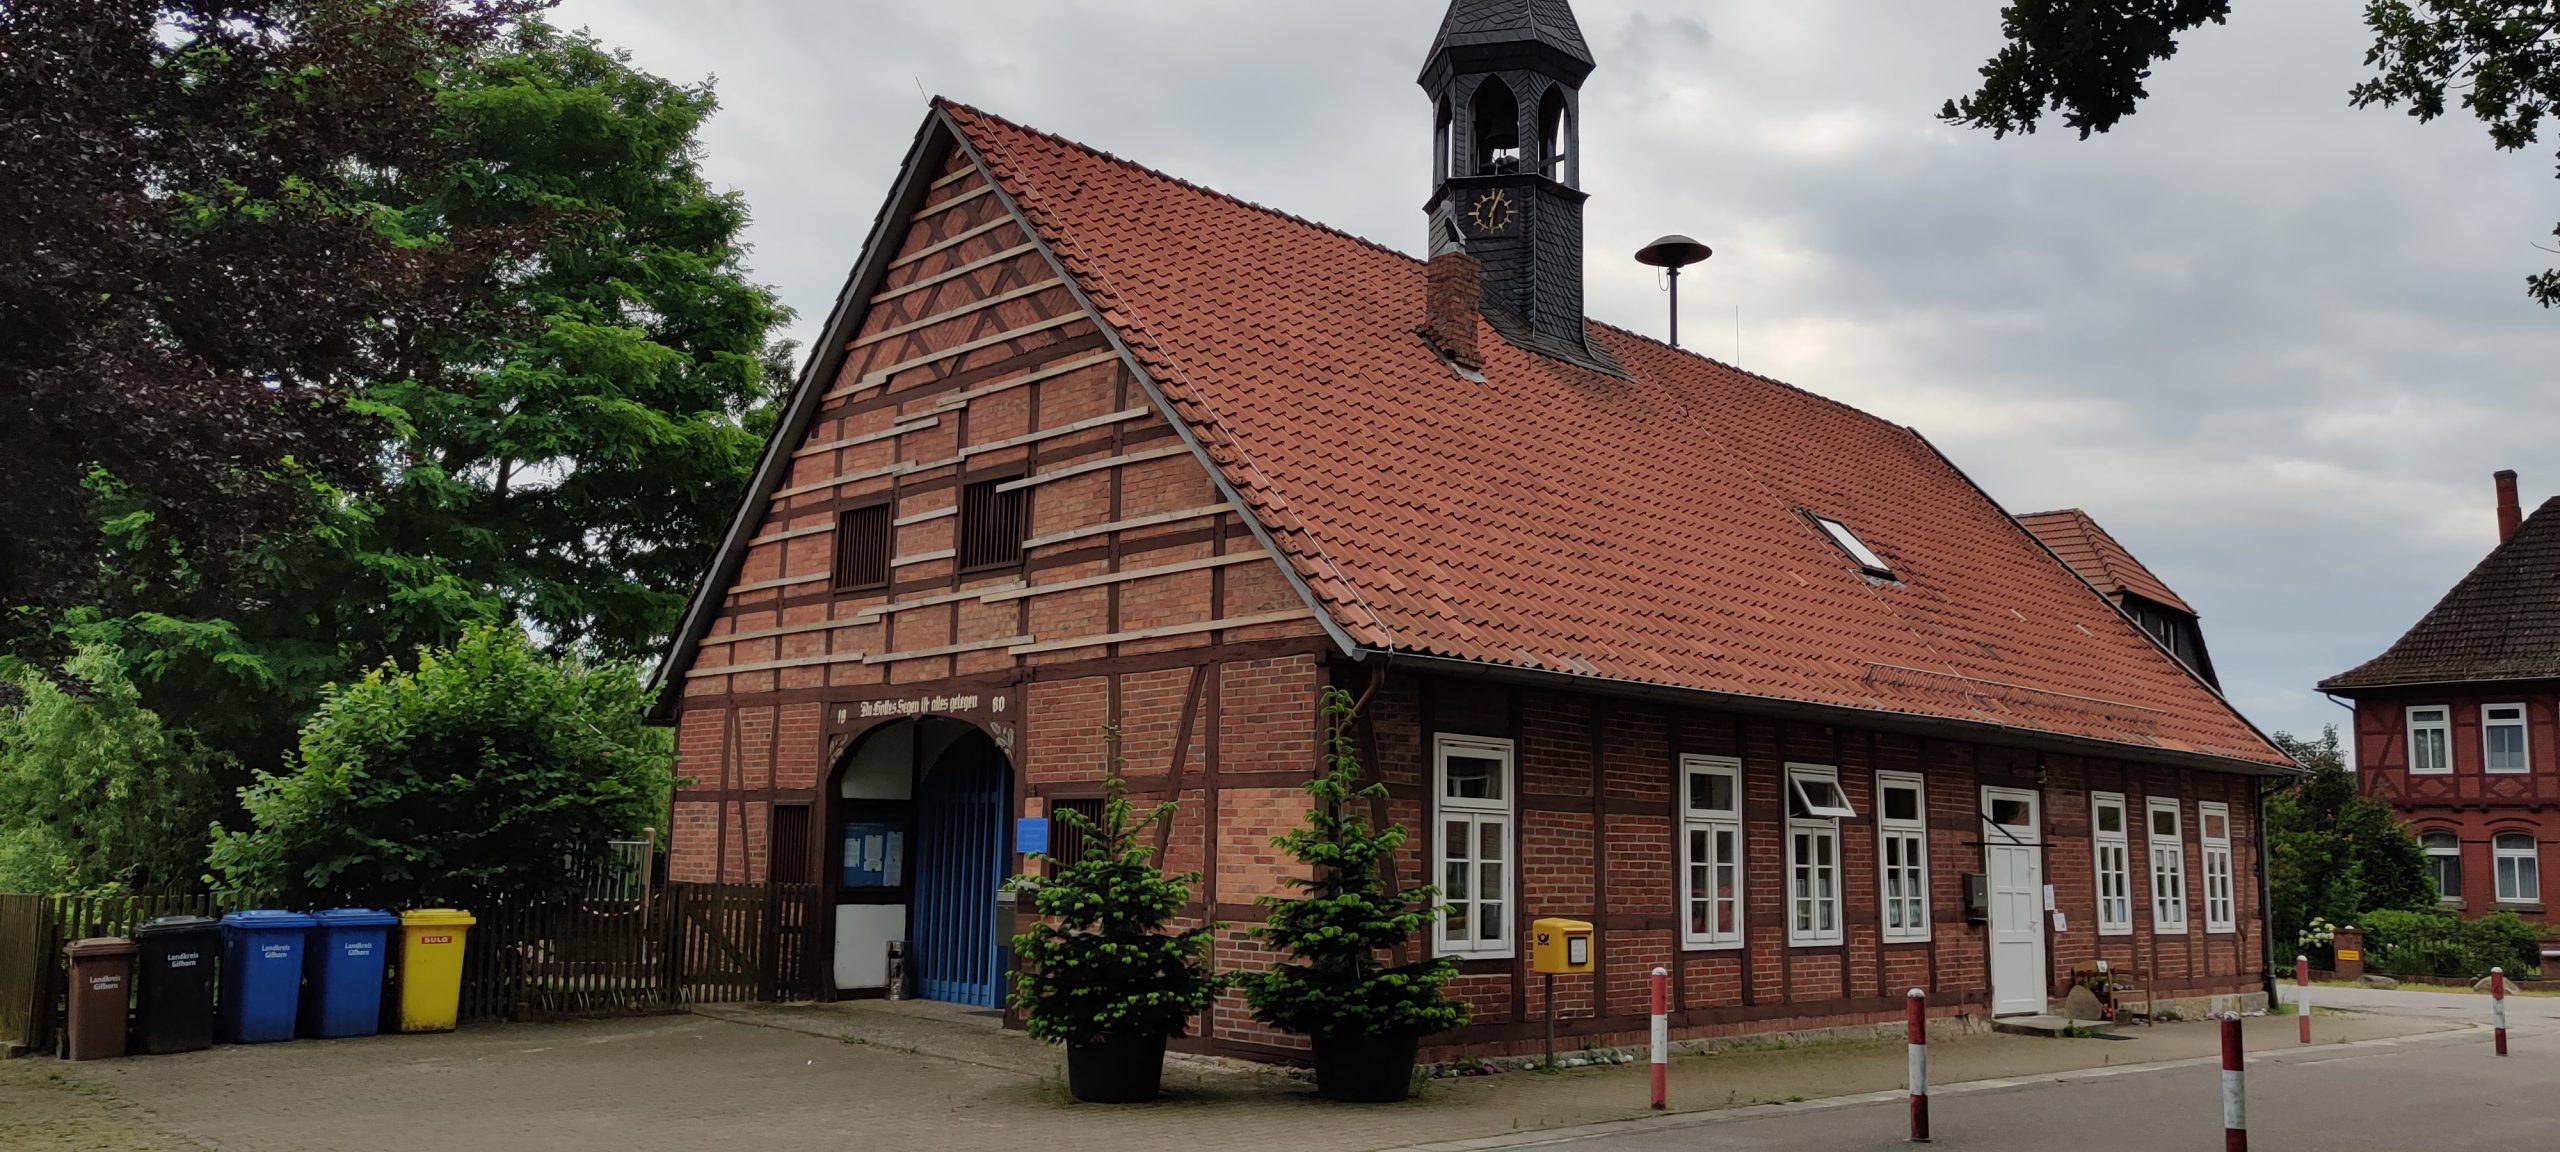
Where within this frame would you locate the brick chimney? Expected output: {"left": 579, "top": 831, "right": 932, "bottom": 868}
{"left": 2496, "top": 469, "right": 2522, "bottom": 544}
{"left": 1421, "top": 248, "right": 1484, "bottom": 370}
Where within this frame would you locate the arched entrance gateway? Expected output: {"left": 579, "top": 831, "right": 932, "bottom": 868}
{"left": 824, "top": 716, "right": 1014, "bottom": 1007}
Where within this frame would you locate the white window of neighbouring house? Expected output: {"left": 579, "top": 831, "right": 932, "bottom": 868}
{"left": 1433, "top": 734, "right": 1515, "bottom": 957}
{"left": 2199, "top": 801, "right": 2235, "bottom": 934}
{"left": 2422, "top": 831, "right": 2463, "bottom": 903}
{"left": 2494, "top": 833, "right": 2540, "bottom": 905}
{"left": 1786, "top": 765, "right": 1849, "bottom": 945}
{"left": 1680, "top": 755, "right": 1744, "bottom": 949}
{"left": 1876, "top": 771, "right": 1930, "bottom": 941}
{"left": 2484, "top": 705, "right": 2530, "bottom": 773}
{"left": 2092, "top": 791, "right": 2133, "bottom": 935}
{"left": 2148, "top": 797, "right": 2188, "bottom": 933}
{"left": 2407, "top": 706, "right": 2451, "bottom": 774}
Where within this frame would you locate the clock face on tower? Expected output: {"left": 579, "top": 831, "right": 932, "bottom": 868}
{"left": 1467, "top": 188, "right": 1515, "bottom": 234}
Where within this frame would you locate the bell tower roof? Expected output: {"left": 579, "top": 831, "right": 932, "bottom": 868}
{"left": 1420, "top": 0, "right": 1595, "bottom": 84}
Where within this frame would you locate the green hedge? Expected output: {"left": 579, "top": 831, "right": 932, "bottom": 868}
{"left": 2357, "top": 909, "right": 2545, "bottom": 979}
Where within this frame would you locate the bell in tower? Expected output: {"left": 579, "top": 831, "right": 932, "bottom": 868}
{"left": 1421, "top": 0, "right": 1616, "bottom": 373}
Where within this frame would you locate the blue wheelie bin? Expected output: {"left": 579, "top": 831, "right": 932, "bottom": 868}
{"left": 301, "top": 908, "right": 398, "bottom": 1038}
{"left": 220, "top": 910, "right": 316, "bottom": 1043}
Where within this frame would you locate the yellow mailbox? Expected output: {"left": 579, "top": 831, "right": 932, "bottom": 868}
{"left": 1530, "top": 917, "right": 1594, "bottom": 975}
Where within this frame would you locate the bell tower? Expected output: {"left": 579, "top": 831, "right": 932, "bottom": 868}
{"left": 1421, "top": 0, "right": 1612, "bottom": 371}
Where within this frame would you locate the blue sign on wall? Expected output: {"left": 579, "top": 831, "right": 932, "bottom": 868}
{"left": 1015, "top": 816, "right": 1049, "bottom": 856}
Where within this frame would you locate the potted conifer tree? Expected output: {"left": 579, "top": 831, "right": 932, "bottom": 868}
{"left": 1008, "top": 772, "right": 1221, "bottom": 1103}
{"left": 1236, "top": 686, "right": 1470, "bottom": 1102}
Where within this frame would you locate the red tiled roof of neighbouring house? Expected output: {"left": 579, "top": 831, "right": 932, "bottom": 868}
{"left": 767, "top": 102, "right": 2287, "bottom": 770}
{"left": 2323, "top": 496, "right": 2560, "bottom": 691}
{"left": 2017, "top": 508, "right": 2198, "bottom": 615}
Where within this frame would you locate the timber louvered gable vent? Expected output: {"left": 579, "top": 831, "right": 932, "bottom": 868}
{"left": 833, "top": 504, "right": 892, "bottom": 591}
{"left": 958, "top": 476, "right": 1025, "bottom": 571}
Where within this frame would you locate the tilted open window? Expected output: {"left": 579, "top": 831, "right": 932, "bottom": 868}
{"left": 1787, "top": 767, "right": 1858, "bottom": 820}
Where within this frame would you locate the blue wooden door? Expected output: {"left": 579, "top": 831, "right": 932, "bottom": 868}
{"left": 910, "top": 739, "right": 1007, "bottom": 1006}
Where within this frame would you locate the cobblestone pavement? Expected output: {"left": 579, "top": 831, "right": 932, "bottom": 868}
{"left": 18, "top": 1002, "right": 2451, "bottom": 1152}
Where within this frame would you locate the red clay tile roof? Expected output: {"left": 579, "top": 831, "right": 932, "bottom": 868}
{"left": 941, "top": 102, "right": 2287, "bottom": 770}
{"left": 2016, "top": 509, "right": 2197, "bottom": 616}
{"left": 2322, "top": 495, "right": 2560, "bottom": 691}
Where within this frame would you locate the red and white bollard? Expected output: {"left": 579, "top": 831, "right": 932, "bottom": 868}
{"left": 2296, "top": 954, "right": 2311, "bottom": 1045}
{"left": 2491, "top": 966, "right": 2508, "bottom": 1056}
{"left": 2221, "top": 1014, "right": 2248, "bottom": 1152}
{"left": 1907, "top": 987, "right": 1930, "bottom": 1143}
{"left": 1649, "top": 966, "right": 1669, "bottom": 1110}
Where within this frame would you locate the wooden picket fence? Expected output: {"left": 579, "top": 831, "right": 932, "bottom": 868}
{"left": 0, "top": 881, "right": 826, "bottom": 1055}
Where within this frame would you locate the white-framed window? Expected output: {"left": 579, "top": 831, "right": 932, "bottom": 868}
{"left": 1785, "top": 764, "right": 1851, "bottom": 945}
{"left": 1875, "top": 771, "right": 1930, "bottom": 942}
{"left": 2494, "top": 832, "right": 2541, "bottom": 905}
{"left": 2406, "top": 706, "right": 2451, "bottom": 775}
{"left": 2422, "top": 831, "right": 2463, "bottom": 903}
{"left": 1679, "top": 755, "right": 1744, "bottom": 949}
{"left": 2484, "top": 704, "right": 2530, "bottom": 773}
{"left": 2091, "top": 791, "right": 2134, "bottom": 935}
{"left": 2199, "top": 801, "right": 2235, "bottom": 934}
{"left": 1432, "top": 734, "right": 1515, "bottom": 957}
{"left": 2147, "top": 797, "right": 2188, "bottom": 933}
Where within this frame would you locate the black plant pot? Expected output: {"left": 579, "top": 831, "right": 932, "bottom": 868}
{"left": 1065, "top": 1031, "right": 1169, "bottom": 1103}
{"left": 1313, "top": 1033, "right": 1421, "bottom": 1103}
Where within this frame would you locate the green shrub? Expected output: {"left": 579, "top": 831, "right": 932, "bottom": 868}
{"left": 2358, "top": 908, "right": 2546, "bottom": 979}
{"left": 1007, "top": 773, "right": 1221, "bottom": 1046}
{"left": 1234, "top": 687, "right": 1469, "bottom": 1045}
{"left": 206, "top": 626, "right": 669, "bottom": 907}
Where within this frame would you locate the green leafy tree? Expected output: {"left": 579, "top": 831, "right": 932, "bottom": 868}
{"left": 0, "top": 645, "right": 232, "bottom": 892}
{"left": 68, "top": 17, "right": 791, "bottom": 785}
{"left": 0, "top": 0, "right": 541, "bottom": 652}
{"left": 207, "top": 625, "right": 670, "bottom": 907}
{"left": 1008, "top": 772, "right": 1222, "bottom": 1046}
{"left": 2266, "top": 727, "right": 2435, "bottom": 949}
{"left": 1234, "top": 688, "right": 1469, "bottom": 1045}
{"left": 1944, "top": 1, "right": 2560, "bottom": 306}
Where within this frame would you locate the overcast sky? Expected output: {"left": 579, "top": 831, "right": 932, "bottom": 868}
{"left": 556, "top": 0, "right": 2554, "bottom": 748}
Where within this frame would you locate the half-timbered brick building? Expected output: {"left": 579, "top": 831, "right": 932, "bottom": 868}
{"left": 652, "top": 0, "right": 2296, "bottom": 1059}
{"left": 2323, "top": 470, "right": 2559, "bottom": 918}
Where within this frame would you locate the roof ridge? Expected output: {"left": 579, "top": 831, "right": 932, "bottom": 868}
{"left": 935, "top": 98, "right": 1421, "bottom": 269}
{"left": 936, "top": 99, "right": 1935, "bottom": 453}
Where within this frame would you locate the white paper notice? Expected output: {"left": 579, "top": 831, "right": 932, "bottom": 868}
{"left": 2051, "top": 911, "right": 2067, "bottom": 932}
{"left": 882, "top": 832, "right": 904, "bottom": 886}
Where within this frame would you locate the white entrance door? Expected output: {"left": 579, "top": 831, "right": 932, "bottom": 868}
{"left": 1981, "top": 786, "right": 2046, "bottom": 1016}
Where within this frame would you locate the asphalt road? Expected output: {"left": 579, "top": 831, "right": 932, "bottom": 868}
{"left": 1481, "top": 989, "right": 2546, "bottom": 1152}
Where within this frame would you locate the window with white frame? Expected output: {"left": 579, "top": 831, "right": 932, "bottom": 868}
{"left": 1433, "top": 734, "right": 1514, "bottom": 957}
{"left": 2406, "top": 706, "right": 2451, "bottom": 775}
{"left": 2494, "top": 832, "right": 2540, "bottom": 905}
{"left": 2422, "top": 831, "right": 2463, "bottom": 903}
{"left": 2199, "top": 801, "right": 2235, "bottom": 934}
{"left": 1680, "top": 756, "right": 1744, "bottom": 948}
{"left": 1875, "top": 771, "right": 1930, "bottom": 941}
{"left": 1785, "top": 765, "right": 1851, "bottom": 945}
{"left": 2147, "top": 797, "right": 2188, "bottom": 932}
{"left": 2484, "top": 705, "right": 2530, "bottom": 773}
{"left": 2092, "top": 792, "right": 2134, "bottom": 935}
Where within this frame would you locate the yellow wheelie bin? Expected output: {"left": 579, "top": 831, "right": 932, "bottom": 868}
{"left": 397, "top": 909, "right": 475, "bottom": 1032}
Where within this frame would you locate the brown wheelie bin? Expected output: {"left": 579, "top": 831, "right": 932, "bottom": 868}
{"left": 62, "top": 937, "right": 139, "bottom": 1060}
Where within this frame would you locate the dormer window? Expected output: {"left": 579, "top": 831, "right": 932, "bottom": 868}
{"left": 1810, "top": 514, "right": 1893, "bottom": 579}
{"left": 1469, "top": 80, "right": 1520, "bottom": 175}
{"left": 1538, "top": 89, "right": 1576, "bottom": 188}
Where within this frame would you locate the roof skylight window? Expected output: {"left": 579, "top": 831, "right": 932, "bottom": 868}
{"left": 1810, "top": 514, "right": 1893, "bottom": 579}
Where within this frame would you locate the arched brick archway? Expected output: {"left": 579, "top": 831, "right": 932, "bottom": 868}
{"left": 823, "top": 715, "right": 1014, "bottom": 1005}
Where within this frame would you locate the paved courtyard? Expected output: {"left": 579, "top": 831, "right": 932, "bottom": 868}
{"left": 0, "top": 994, "right": 2490, "bottom": 1152}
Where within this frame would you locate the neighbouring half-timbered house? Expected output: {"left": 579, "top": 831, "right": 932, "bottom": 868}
{"left": 651, "top": 0, "right": 2296, "bottom": 1060}
{"left": 2322, "top": 470, "right": 2560, "bottom": 919}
